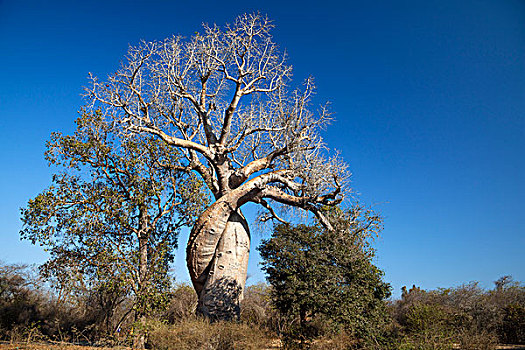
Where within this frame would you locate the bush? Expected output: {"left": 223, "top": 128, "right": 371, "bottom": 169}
{"left": 501, "top": 303, "right": 525, "bottom": 344}
{"left": 456, "top": 327, "right": 497, "bottom": 350}
{"left": 391, "top": 279, "right": 525, "bottom": 349}
{"left": 309, "top": 331, "right": 358, "bottom": 350}
{"left": 240, "top": 283, "right": 272, "bottom": 326}
{"left": 399, "top": 302, "right": 456, "bottom": 350}
{"left": 0, "top": 262, "right": 135, "bottom": 345}
{"left": 165, "top": 284, "right": 198, "bottom": 323}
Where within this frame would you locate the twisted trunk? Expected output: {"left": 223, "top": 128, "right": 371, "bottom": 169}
{"left": 185, "top": 170, "right": 305, "bottom": 320}
{"left": 186, "top": 195, "right": 250, "bottom": 320}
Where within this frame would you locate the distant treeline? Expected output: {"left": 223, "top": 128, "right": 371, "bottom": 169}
{"left": 1, "top": 261, "right": 523, "bottom": 349}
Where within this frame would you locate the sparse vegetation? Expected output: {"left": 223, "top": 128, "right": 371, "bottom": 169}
{"left": 389, "top": 278, "right": 525, "bottom": 350}
{"left": 1, "top": 261, "right": 525, "bottom": 349}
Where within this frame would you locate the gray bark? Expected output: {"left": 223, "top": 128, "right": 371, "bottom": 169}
{"left": 187, "top": 201, "right": 250, "bottom": 320}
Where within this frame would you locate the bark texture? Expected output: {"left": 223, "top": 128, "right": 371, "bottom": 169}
{"left": 187, "top": 200, "right": 250, "bottom": 320}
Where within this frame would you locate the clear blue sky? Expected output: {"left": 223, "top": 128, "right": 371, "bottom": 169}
{"left": 1, "top": 0, "right": 524, "bottom": 297}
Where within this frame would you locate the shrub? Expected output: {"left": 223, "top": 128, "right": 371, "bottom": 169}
{"left": 456, "top": 327, "right": 497, "bottom": 350}
{"left": 165, "top": 284, "right": 198, "bottom": 323}
{"left": 501, "top": 303, "right": 525, "bottom": 344}
{"left": 391, "top": 279, "right": 525, "bottom": 349}
{"left": 240, "top": 283, "right": 272, "bottom": 326}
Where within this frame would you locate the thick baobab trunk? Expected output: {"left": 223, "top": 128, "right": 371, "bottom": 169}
{"left": 187, "top": 198, "right": 250, "bottom": 320}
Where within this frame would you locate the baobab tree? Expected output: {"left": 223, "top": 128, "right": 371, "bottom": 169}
{"left": 87, "top": 13, "right": 349, "bottom": 320}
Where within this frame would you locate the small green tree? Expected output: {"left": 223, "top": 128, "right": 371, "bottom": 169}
{"left": 258, "top": 206, "right": 391, "bottom": 346}
{"left": 20, "top": 111, "right": 209, "bottom": 348}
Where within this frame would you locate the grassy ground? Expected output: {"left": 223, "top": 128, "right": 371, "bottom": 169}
{"left": 1, "top": 343, "right": 525, "bottom": 350}
{"left": 0, "top": 341, "right": 282, "bottom": 350}
{"left": 0, "top": 344, "right": 130, "bottom": 350}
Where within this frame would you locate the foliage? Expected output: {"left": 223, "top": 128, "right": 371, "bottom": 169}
{"left": 0, "top": 262, "right": 95, "bottom": 343}
{"left": 258, "top": 206, "right": 392, "bottom": 346}
{"left": 20, "top": 111, "right": 209, "bottom": 339}
{"left": 0, "top": 263, "right": 43, "bottom": 338}
{"left": 165, "top": 284, "right": 198, "bottom": 323}
{"left": 2, "top": 260, "right": 525, "bottom": 349}
{"left": 240, "top": 283, "right": 276, "bottom": 328}
{"left": 391, "top": 278, "right": 525, "bottom": 349}
{"left": 501, "top": 303, "right": 525, "bottom": 344}
{"left": 492, "top": 276, "right": 525, "bottom": 344}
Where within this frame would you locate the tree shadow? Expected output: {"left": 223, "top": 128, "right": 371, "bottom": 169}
{"left": 198, "top": 277, "right": 242, "bottom": 321}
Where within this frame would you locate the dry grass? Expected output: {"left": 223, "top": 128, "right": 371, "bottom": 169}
{"left": 0, "top": 344, "right": 130, "bottom": 350}
{"left": 1, "top": 342, "right": 524, "bottom": 350}
{"left": 147, "top": 318, "right": 275, "bottom": 350}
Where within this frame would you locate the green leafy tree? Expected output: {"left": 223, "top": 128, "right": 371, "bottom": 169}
{"left": 20, "top": 111, "right": 209, "bottom": 348}
{"left": 258, "top": 206, "right": 391, "bottom": 345}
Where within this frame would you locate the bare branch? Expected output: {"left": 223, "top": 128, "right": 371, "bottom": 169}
{"left": 85, "top": 12, "right": 347, "bottom": 228}
{"left": 257, "top": 198, "right": 287, "bottom": 224}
